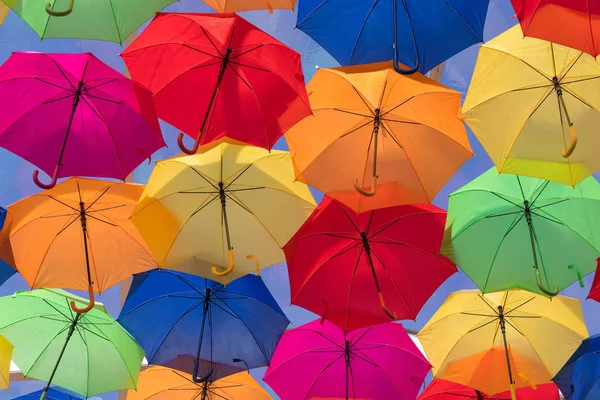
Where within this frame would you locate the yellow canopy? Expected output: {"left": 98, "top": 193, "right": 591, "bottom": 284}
{"left": 131, "top": 142, "right": 316, "bottom": 283}
{"left": 0, "top": 4, "right": 8, "bottom": 25}
{"left": 463, "top": 25, "right": 600, "bottom": 185}
{"left": 0, "top": 334, "right": 12, "bottom": 389}
{"left": 417, "top": 290, "right": 588, "bottom": 397}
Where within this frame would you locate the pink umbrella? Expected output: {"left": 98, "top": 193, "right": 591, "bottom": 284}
{"left": 264, "top": 320, "right": 431, "bottom": 400}
{"left": 0, "top": 52, "right": 166, "bottom": 189}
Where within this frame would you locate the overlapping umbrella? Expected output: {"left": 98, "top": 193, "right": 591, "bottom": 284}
{"left": 418, "top": 379, "right": 560, "bottom": 400}
{"left": 554, "top": 334, "right": 600, "bottom": 400}
{"left": 203, "top": 0, "right": 296, "bottom": 13}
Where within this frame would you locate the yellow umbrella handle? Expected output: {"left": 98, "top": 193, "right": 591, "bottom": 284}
{"left": 354, "top": 176, "right": 377, "bottom": 197}
{"left": 212, "top": 249, "right": 235, "bottom": 277}
{"left": 46, "top": 0, "right": 74, "bottom": 16}
{"left": 246, "top": 254, "right": 260, "bottom": 275}
{"left": 535, "top": 269, "right": 559, "bottom": 297}
{"left": 561, "top": 125, "right": 577, "bottom": 158}
{"left": 509, "top": 383, "right": 516, "bottom": 400}
{"left": 70, "top": 284, "right": 95, "bottom": 314}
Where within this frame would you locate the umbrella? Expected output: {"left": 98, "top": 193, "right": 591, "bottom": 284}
{"left": 463, "top": 25, "right": 600, "bottom": 185}
{"left": 122, "top": 13, "right": 311, "bottom": 154}
{"left": 0, "top": 3, "right": 8, "bottom": 25}
{"left": 587, "top": 260, "right": 600, "bottom": 302}
{"left": 118, "top": 269, "right": 290, "bottom": 383}
{"left": 15, "top": 388, "right": 82, "bottom": 400}
{"left": 264, "top": 319, "right": 430, "bottom": 400}
{"left": 0, "top": 289, "right": 145, "bottom": 399}
{"left": 285, "top": 62, "right": 472, "bottom": 212}
{"left": 0, "top": 178, "right": 156, "bottom": 313}
{"left": 441, "top": 167, "right": 600, "bottom": 297}
{"left": 418, "top": 379, "right": 560, "bottom": 400}
{"left": 296, "top": 0, "right": 490, "bottom": 74}
{"left": 130, "top": 142, "right": 315, "bottom": 282}
{"left": 202, "top": 0, "right": 296, "bottom": 13}
{"left": 511, "top": 0, "right": 600, "bottom": 57}
{"left": 1, "top": 0, "right": 176, "bottom": 41}
{"left": 285, "top": 195, "right": 456, "bottom": 332}
{"left": 0, "top": 52, "right": 165, "bottom": 189}
{"left": 417, "top": 290, "right": 588, "bottom": 400}
{"left": 0, "top": 207, "right": 15, "bottom": 287}
{"left": 0, "top": 334, "right": 12, "bottom": 390}
{"left": 553, "top": 334, "right": 600, "bottom": 400}
{"left": 126, "top": 366, "right": 272, "bottom": 399}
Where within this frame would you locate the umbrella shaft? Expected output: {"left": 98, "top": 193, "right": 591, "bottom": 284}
{"left": 345, "top": 340, "right": 351, "bottom": 400}
{"left": 523, "top": 202, "right": 540, "bottom": 271}
{"left": 79, "top": 202, "right": 93, "bottom": 286}
{"left": 498, "top": 307, "right": 515, "bottom": 388}
{"left": 361, "top": 233, "right": 382, "bottom": 292}
{"left": 200, "top": 49, "right": 232, "bottom": 135}
{"left": 555, "top": 85, "right": 573, "bottom": 127}
{"left": 42, "top": 313, "right": 81, "bottom": 395}
{"left": 219, "top": 183, "right": 233, "bottom": 251}
{"left": 194, "top": 291, "right": 211, "bottom": 380}
{"left": 57, "top": 80, "right": 84, "bottom": 168}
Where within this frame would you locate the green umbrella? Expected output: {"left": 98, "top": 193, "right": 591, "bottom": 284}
{"left": 0, "top": 289, "right": 144, "bottom": 399}
{"left": 1, "top": 0, "right": 176, "bottom": 42}
{"left": 441, "top": 168, "right": 600, "bottom": 297}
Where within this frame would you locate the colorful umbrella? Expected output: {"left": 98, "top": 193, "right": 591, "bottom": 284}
{"left": 511, "top": 0, "right": 600, "bottom": 57}
{"left": 553, "top": 334, "right": 600, "bottom": 400}
{"left": 1, "top": 0, "right": 176, "bottom": 41}
{"left": 264, "top": 319, "right": 430, "bottom": 400}
{"left": 418, "top": 290, "right": 588, "bottom": 400}
{"left": 127, "top": 366, "right": 272, "bottom": 399}
{"left": 285, "top": 195, "right": 456, "bottom": 332}
{"left": 463, "top": 25, "right": 600, "bottom": 185}
{"left": 0, "top": 289, "right": 144, "bottom": 399}
{"left": 0, "top": 207, "right": 15, "bottom": 287}
{"left": 15, "top": 388, "right": 82, "bottom": 400}
{"left": 285, "top": 62, "right": 472, "bottom": 212}
{"left": 122, "top": 13, "right": 311, "bottom": 154}
{"left": 0, "top": 178, "right": 156, "bottom": 313}
{"left": 587, "top": 260, "right": 600, "bottom": 302}
{"left": 0, "top": 334, "right": 12, "bottom": 390}
{"left": 0, "top": 52, "right": 165, "bottom": 189}
{"left": 296, "top": 0, "right": 490, "bottom": 74}
{"left": 0, "top": 3, "right": 8, "bottom": 25}
{"left": 441, "top": 167, "right": 600, "bottom": 297}
{"left": 118, "top": 269, "right": 289, "bottom": 383}
{"left": 203, "top": 0, "right": 296, "bottom": 13}
{"left": 418, "top": 379, "right": 560, "bottom": 400}
{"left": 131, "top": 142, "right": 315, "bottom": 282}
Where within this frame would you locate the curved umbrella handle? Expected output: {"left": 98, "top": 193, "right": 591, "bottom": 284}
{"left": 212, "top": 249, "right": 235, "bottom": 277}
{"left": 246, "top": 254, "right": 260, "bottom": 275}
{"left": 192, "top": 366, "right": 213, "bottom": 384}
{"left": 177, "top": 132, "right": 200, "bottom": 155}
{"left": 393, "top": 52, "right": 420, "bottom": 75}
{"left": 33, "top": 166, "right": 60, "bottom": 190}
{"left": 378, "top": 292, "right": 397, "bottom": 320}
{"left": 354, "top": 176, "right": 377, "bottom": 197}
{"left": 392, "top": 0, "right": 419, "bottom": 75}
{"left": 70, "top": 284, "right": 95, "bottom": 314}
{"left": 535, "top": 269, "right": 559, "bottom": 297}
{"left": 46, "top": 0, "right": 74, "bottom": 16}
{"left": 561, "top": 125, "right": 578, "bottom": 158}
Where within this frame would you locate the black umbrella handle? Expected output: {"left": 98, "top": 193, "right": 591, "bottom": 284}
{"left": 393, "top": 0, "right": 420, "bottom": 75}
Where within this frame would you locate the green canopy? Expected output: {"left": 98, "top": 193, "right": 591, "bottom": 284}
{"left": 1, "top": 0, "right": 176, "bottom": 43}
{"left": 0, "top": 289, "right": 144, "bottom": 398}
{"left": 442, "top": 168, "right": 600, "bottom": 296}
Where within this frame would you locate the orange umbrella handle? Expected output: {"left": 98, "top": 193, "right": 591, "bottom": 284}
{"left": 70, "top": 284, "right": 95, "bottom": 314}
{"left": 354, "top": 176, "right": 377, "bottom": 197}
{"left": 246, "top": 254, "right": 260, "bottom": 275}
{"left": 212, "top": 249, "right": 235, "bottom": 277}
{"left": 535, "top": 269, "right": 559, "bottom": 297}
{"left": 33, "top": 165, "right": 59, "bottom": 189}
{"left": 46, "top": 0, "right": 74, "bottom": 16}
{"left": 561, "top": 125, "right": 577, "bottom": 158}
{"left": 177, "top": 132, "right": 200, "bottom": 155}
{"left": 378, "top": 292, "right": 397, "bottom": 320}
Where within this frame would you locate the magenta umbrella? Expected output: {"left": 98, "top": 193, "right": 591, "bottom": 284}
{"left": 0, "top": 52, "right": 166, "bottom": 189}
{"left": 264, "top": 320, "right": 431, "bottom": 400}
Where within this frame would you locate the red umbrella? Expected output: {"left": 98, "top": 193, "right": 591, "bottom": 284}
{"left": 419, "top": 379, "right": 560, "bottom": 400}
{"left": 587, "top": 257, "right": 600, "bottom": 302}
{"left": 511, "top": 0, "right": 600, "bottom": 57}
{"left": 122, "top": 13, "right": 311, "bottom": 154}
{"left": 284, "top": 196, "right": 456, "bottom": 332}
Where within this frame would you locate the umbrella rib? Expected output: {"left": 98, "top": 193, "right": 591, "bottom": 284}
{"left": 226, "top": 62, "right": 253, "bottom": 90}
{"left": 529, "top": 181, "right": 551, "bottom": 207}
{"left": 339, "top": 118, "right": 375, "bottom": 138}
{"left": 229, "top": 60, "right": 271, "bottom": 73}
{"left": 529, "top": 210, "right": 564, "bottom": 225}
{"left": 336, "top": 200, "right": 364, "bottom": 235}
{"left": 379, "top": 96, "right": 415, "bottom": 118}
{"left": 370, "top": 247, "right": 415, "bottom": 319}
{"left": 196, "top": 27, "right": 225, "bottom": 59}
{"left": 466, "top": 316, "right": 500, "bottom": 334}
{"left": 175, "top": 274, "right": 207, "bottom": 297}
{"left": 42, "top": 92, "right": 77, "bottom": 105}
{"left": 561, "top": 75, "right": 600, "bottom": 86}
{"left": 47, "top": 196, "right": 80, "bottom": 213}
{"left": 53, "top": 216, "right": 80, "bottom": 237}
{"left": 50, "top": 58, "right": 78, "bottom": 92}
{"left": 489, "top": 192, "right": 524, "bottom": 210}
{"left": 350, "top": 349, "right": 412, "bottom": 400}
{"left": 325, "top": 233, "right": 359, "bottom": 240}
{"left": 333, "top": 108, "right": 375, "bottom": 118}
{"left": 478, "top": 295, "right": 501, "bottom": 315}
{"left": 351, "top": 86, "right": 376, "bottom": 116}
{"left": 33, "top": 77, "right": 72, "bottom": 91}
{"left": 348, "top": 326, "right": 373, "bottom": 349}
{"left": 345, "top": 244, "right": 364, "bottom": 331}
{"left": 558, "top": 52, "right": 584, "bottom": 81}
{"left": 86, "top": 204, "right": 126, "bottom": 213}
{"left": 189, "top": 194, "right": 220, "bottom": 218}
{"left": 85, "top": 213, "right": 118, "bottom": 227}
{"left": 120, "top": 291, "right": 201, "bottom": 315}
{"left": 441, "top": 0, "right": 484, "bottom": 40}
{"left": 82, "top": 78, "right": 117, "bottom": 92}
{"left": 516, "top": 176, "right": 527, "bottom": 202}
{"left": 189, "top": 167, "right": 220, "bottom": 191}
{"left": 484, "top": 210, "right": 526, "bottom": 219}
{"left": 42, "top": 299, "right": 73, "bottom": 321}
{"left": 230, "top": 44, "right": 263, "bottom": 60}
{"left": 531, "top": 198, "right": 570, "bottom": 210}
{"left": 347, "top": 0, "right": 379, "bottom": 65}
{"left": 224, "top": 164, "right": 253, "bottom": 190}
{"left": 302, "top": 353, "right": 345, "bottom": 400}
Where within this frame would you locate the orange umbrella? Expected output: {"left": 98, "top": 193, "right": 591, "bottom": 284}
{"left": 127, "top": 366, "right": 272, "bottom": 399}
{"left": 0, "top": 178, "right": 156, "bottom": 313}
{"left": 202, "top": 0, "right": 296, "bottom": 13}
{"left": 286, "top": 62, "right": 472, "bottom": 213}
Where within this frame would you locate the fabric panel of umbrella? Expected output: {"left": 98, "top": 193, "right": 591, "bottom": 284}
{"left": 553, "top": 334, "right": 600, "bottom": 400}
{"left": 0, "top": 333, "right": 12, "bottom": 390}
{"left": 15, "top": 388, "right": 83, "bottom": 400}
{"left": 418, "top": 379, "right": 560, "bottom": 400}
{"left": 202, "top": 0, "right": 296, "bottom": 13}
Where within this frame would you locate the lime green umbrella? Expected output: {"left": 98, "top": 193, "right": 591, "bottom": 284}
{"left": 1, "top": 0, "right": 176, "bottom": 42}
{"left": 0, "top": 289, "right": 144, "bottom": 399}
{"left": 441, "top": 168, "right": 600, "bottom": 297}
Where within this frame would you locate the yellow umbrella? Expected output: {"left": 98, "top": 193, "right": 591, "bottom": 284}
{"left": 0, "top": 334, "right": 12, "bottom": 389}
{"left": 0, "top": 4, "right": 8, "bottom": 25}
{"left": 127, "top": 366, "right": 271, "bottom": 399}
{"left": 131, "top": 142, "right": 316, "bottom": 283}
{"left": 417, "top": 290, "right": 588, "bottom": 400}
{"left": 463, "top": 25, "right": 600, "bottom": 185}
{"left": 202, "top": 0, "right": 296, "bottom": 13}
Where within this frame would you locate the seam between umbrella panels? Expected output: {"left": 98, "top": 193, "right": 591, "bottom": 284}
{"left": 264, "top": 345, "right": 340, "bottom": 378}
{"left": 107, "top": 0, "right": 122, "bottom": 44}
{"left": 441, "top": 0, "right": 485, "bottom": 41}
{"left": 344, "top": 244, "right": 365, "bottom": 331}
{"left": 354, "top": 342, "right": 430, "bottom": 368}
{"left": 351, "top": 349, "right": 411, "bottom": 400}
{"left": 212, "top": 289, "right": 287, "bottom": 323}
{"left": 521, "top": 0, "right": 547, "bottom": 34}
{"left": 508, "top": 318, "right": 555, "bottom": 379}
{"left": 347, "top": 0, "right": 379, "bottom": 65}
{"left": 119, "top": 291, "right": 200, "bottom": 316}
{"left": 303, "top": 353, "right": 345, "bottom": 400}
{"left": 22, "top": 321, "right": 71, "bottom": 378}
{"left": 295, "top": 0, "right": 331, "bottom": 28}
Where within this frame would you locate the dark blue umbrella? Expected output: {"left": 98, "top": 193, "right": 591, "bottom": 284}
{"left": 553, "top": 334, "right": 600, "bottom": 400}
{"left": 297, "top": 0, "right": 490, "bottom": 74}
{"left": 15, "top": 387, "right": 82, "bottom": 399}
{"left": 0, "top": 207, "right": 16, "bottom": 287}
{"left": 118, "top": 269, "right": 290, "bottom": 383}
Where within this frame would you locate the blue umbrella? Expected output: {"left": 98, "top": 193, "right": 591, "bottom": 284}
{"left": 0, "top": 207, "right": 15, "bottom": 286}
{"left": 297, "top": 0, "right": 490, "bottom": 74}
{"left": 553, "top": 334, "right": 600, "bottom": 400}
{"left": 118, "top": 269, "right": 290, "bottom": 383}
{"left": 15, "top": 388, "right": 82, "bottom": 399}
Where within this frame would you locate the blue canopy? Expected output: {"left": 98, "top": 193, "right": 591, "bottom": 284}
{"left": 0, "top": 207, "right": 15, "bottom": 287}
{"left": 554, "top": 334, "right": 600, "bottom": 400}
{"left": 297, "top": 0, "right": 490, "bottom": 73}
{"left": 15, "top": 388, "right": 82, "bottom": 399}
{"left": 118, "top": 269, "right": 290, "bottom": 382}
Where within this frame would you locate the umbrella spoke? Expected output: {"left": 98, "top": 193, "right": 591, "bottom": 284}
{"left": 332, "top": 108, "right": 374, "bottom": 118}
{"left": 466, "top": 317, "right": 499, "bottom": 334}
{"left": 82, "top": 78, "right": 117, "bottom": 91}
{"left": 226, "top": 63, "right": 253, "bottom": 90}
{"left": 85, "top": 213, "right": 118, "bottom": 227}
{"left": 529, "top": 181, "right": 550, "bottom": 206}
{"left": 224, "top": 164, "right": 253, "bottom": 190}
{"left": 477, "top": 294, "right": 500, "bottom": 316}
{"left": 189, "top": 167, "right": 220, "bottom": 191}
{"left": 78, "top": 93, "right": 106, "bottom": 122}
{"left": 84, "top": 186, "right": 112, "bottom": 211}
{"left": 42, "top": 92, "right": 76, "bottom": 104}
{"left": 530, "top": 210, "right": 564, "bottom": 225}
{"left": 230, "top": 44, "right": 263, "bottom": 60}
{"left": 379, "top": 96, "right": 415, "bottom": 118}
{"left": 227, "top": 186, "right": 266, "bottom": 192}
{"left": 531, "top": 198, "right": 570, "bottom": 210}
{"left": 86, "top": 204, "right": 126, "bottom": 213}
{"left": 484, "top": 210, "right": 525, "bottom": 219}
{"left": 350, "top": 86, "right": 375, "bottom": 117}
{"left": 39, "top": 212, "right": 78, "bottom": 219}
{"left": 339, "top": 118, "right": 375, "bottom": 138}
{"left": 324, "top": 233, "right": 359, "bottom": 240}
{"left": 189, "top": 194, "right": 220, "bottom": 218}
{"left": 54, "top": 215, "right": 81, "bottom": 236}
{"left": 229, "top": 60, "right": 271, "bottom": 73}
{"left": 47, "top": 195, "right": 80, "bottom": 213}
{"left": 489, "top": 192, "right": 525, "bottom": 210}
{"left": 34, "top": 77, "right": 73, "bottom": 91}
{"left": 503, "top": 318, "right": 526, "bottom": 336}
{"left": 82, "top": 92, "right": 124, "bottom": 105}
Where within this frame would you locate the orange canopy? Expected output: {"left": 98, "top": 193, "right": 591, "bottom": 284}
{"left": 202, "top": 0, "right": 296, "bottom": 13}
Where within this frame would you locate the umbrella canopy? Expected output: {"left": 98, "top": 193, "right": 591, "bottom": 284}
{"left": 285, "top": 62, "right": 472, "bottom": 212}
{"left": 264, "top": 319, "right": 430, "bottom": 400}
{"left": 296, "top": 0, "right": 490, "bottom": 74}
{"left": 418, "top": 379, "right": 560, "bottom": 400}
{"left": 587, "top": 260, "right": 600, "bottom": 302}
{"left": 441, "top": 167, "right": 600, "bottom": 297}
{"left": 122, "top": 13, "right": 310, "bottom": 154}
{"left": 511, "top": 0, "right": 600, "bottom": 57}
{"left": 418, "top": 290, "right": 588, "bottom": 398}
{"left": 0, "top": 178, "right": 156, "bottom": 313}
{"left": 203, "top": 0, "right": 296, "bottom": 13}
{"left": 118, "top": 269, "right": 289, "bottom": 383}
{"left": 127, "top": 366, "right": 272, "bottom": 399}
{"left": 0, "top": 207, "right": 15, "bottom": 286}
{"left": 0, "top": 3, "right": 8, "bottom": 25}
{"left": 463, "top": 25, "right": 600, "bottom": 185}
{"left": 131, "top": 142, "right": 315, "bottom": 283}
{"left": 0, "top": 52, "right": 165, "bottom": 189}
{"left": 15, "top": 388, "right": 82, "bottom": 400}
{"left": 553, "top": 334, "right": 600, "bottom": 400}
{"left": 1, "top": 0, "right": 176, "bottom": 42}
{"left": 0, "top": 289, "right": 144, "bottom": 398}
{"left": 285, "top": 195, "right": 456, "bottom": 332}
{"left": 0, "top": 334, "right": 12, "bottom": 390}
